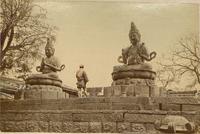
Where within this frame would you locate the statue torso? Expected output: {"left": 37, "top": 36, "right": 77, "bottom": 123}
{"left": 41, "top": 56, "right": 61, "bottom": 74}
{"left": 127, "top": 45, "right": 141, "bottom": 64}
{"left": 125, "top": 43, "right": 149, "bottom": 65}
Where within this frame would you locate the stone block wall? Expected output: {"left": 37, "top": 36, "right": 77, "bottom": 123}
{"left": 87, "top": 85, "right": 159, "bottom": 98}
{"left": 0, "top": 97, "right": 200, "bottom": 133}
{"left": 1, "top": 110, "right": 200, "bottom": 133}
{"left": 1, "top": 96, "right": 199, "bottom": 111}
{"left": 0, "top": 97, "right": 152, "bottom": 111}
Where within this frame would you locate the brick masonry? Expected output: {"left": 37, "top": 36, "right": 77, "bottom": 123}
{"left": 0, "top": 110, "right": 199, "bottom": 133}
{"left": 0, "top": 97, "right": 200, "bottom": 133}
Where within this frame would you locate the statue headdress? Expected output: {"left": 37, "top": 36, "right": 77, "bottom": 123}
{"left": 45, "top": 38, "right": 55, "bottom": 50}
{"left": 129, "top": 22, "right": 141, "bottom": 41}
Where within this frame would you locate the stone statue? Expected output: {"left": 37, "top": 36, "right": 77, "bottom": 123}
{"left": 111, "top": 22, "right": 157, "bottom": 97}
{"left": 24, "top": 38, "right": 66, "bottom": 100}
{"left": 118, "top": 22, "right": 156, "bottom": 67}
{"left": 76, "top": 65, "right": 89, "bottom": 97}
{"left": 36, "top": 38, "right": 65, "bottom": 78}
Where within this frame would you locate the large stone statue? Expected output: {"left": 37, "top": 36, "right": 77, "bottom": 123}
{"left": 24, "top": 38, "right": 65, "bottom": 100}
{"left": 118, "top": 22, "right": 156, "bottom": 67}
{"left": 111, "top": 22, "right": 157, "bottom": 97}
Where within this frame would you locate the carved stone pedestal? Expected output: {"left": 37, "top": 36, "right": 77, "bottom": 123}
{"left": 111, "top": 65, "right": 156, "bottom": 97}
{"left": 24, "top": 76, "right": 65, "bottom": 100}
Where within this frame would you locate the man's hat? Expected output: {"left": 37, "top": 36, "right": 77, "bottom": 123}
{"left": 79, "top": 64, "right": 84, "bottom": 68}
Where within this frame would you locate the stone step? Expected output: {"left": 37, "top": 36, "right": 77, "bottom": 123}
{"left": 0, "top": 97, "right": 151, "bottom": 111}
{"left": 1, "top": 97, "right": 199, "bottom": 111}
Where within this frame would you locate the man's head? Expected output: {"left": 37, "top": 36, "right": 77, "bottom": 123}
{"left": 79, "top": 64, "right": 84, "bottom": 69}
{"left": 129, "top": 22, "right": 141, "bottom": 45}
{"left": 45, "top": 38, "right": 55, "bottom": 58}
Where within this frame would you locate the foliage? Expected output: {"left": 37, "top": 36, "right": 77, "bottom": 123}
{"left": 0, "top": 0, "right": 56, "bottom": 79}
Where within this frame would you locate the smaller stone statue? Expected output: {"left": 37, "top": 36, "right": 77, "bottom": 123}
{"left": 24, "top": 38, "right": 66, "bottom": 99}
{"left": 76, "top": 65, "right": 89, "bottom": 97}
{"left": 36, "top": 38, "right": 65, "bottom": 78}
{"left": 118, "top": 22, "right": 156, "bottom": 68}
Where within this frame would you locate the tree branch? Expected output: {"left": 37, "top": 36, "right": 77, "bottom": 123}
{"left": 2, "top": 27, "right": 14, "bottom": 57}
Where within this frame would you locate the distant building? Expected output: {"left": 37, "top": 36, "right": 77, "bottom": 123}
{"left": 0, "top": 76, "right": 24, "bottom": 100}
{"left": 166, "top": 89, "right": 198, "bottom": 97}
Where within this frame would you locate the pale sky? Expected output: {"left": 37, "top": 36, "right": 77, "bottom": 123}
{"left": 34, "top": 1, "right": 199, "bottom": 88}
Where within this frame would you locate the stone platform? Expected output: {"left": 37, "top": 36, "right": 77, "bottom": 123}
{"left": 112, "top": 64, "right": 156, "bottom": 80}
{"left": 26, "top": 75, "right": 63, "bottom": 87}
{"left": 104, "top": 84, "right": 156, "bottom": 97}
{"left": 25, "top": 75, "right": 65, "bottom": 100}
{"left": 24, "top": 85, "right": 65, "bottom": 100}
{"left": 110, "top": 65, "right": 156, "bottom": 97}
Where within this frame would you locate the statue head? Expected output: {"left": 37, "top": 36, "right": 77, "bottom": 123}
{"left": 129, "top": 22, "right": 141, "bottom": 45}
{"left": 45, "top": 38, "right": 55, "bottom": 58}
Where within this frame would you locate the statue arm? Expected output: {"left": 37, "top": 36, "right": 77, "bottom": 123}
{"left": 36, "top": 58, "right": 44, "bottom": 72}
{"left": 139, "top": 43, "right": 156, "bottom": 61}
{"left": 118, "top": 47, "right": 130, "bottom": 64}
{"left": 140, "top": 43, "right": 149, "bottom": 57}
{"left": 122, "top": 48, "right": 128, "bottom": 64}
{"left": 43, "top": 60, "right": 65, "bottom": 71}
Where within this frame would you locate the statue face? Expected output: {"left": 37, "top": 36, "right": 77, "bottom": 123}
{"left": 45, "top": 47, "right": 54, "bottom": 58}
{"left": 130, "top": 33, "right": 139, "bottom": 45}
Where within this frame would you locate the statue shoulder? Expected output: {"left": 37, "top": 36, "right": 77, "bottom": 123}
{"left": 122, "top": 46, "right": 131, "bottom": 53}
{"left": 139, "top": 42, "right": 148, "bottom": 50}
{"left": 49, "top": 56, "right": 61, "bottom": 66}
{"left": 51, "top": 56, "right": 59, "bottom": 61}
{"left": 139, "top": 42, "right": 149, "bottom": 55}
{"left": 139, "top": 42, "right": 145, "bottom": 48}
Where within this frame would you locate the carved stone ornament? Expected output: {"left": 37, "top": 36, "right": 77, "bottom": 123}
{"left": 154, "top": 115, "right": 197, "bottom": 133}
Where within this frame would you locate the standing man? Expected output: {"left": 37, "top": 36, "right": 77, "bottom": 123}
{"left": 76, "top": 65, "right": 89, "bottom": 97}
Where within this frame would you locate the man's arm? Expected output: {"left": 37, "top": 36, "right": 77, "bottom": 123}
{"left": 83, "top": 71, "right": 89, "bottom": 83}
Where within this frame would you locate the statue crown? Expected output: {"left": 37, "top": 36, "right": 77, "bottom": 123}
{"left": 45, "top": 38, "right": 54, "bottom": 49}
{"left": 129, "top": 22, "right": 141, "bottom": 40}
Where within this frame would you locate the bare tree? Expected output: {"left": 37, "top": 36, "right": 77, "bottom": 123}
{"left": 156, "top": 65, "right": 180, "bottom": 90}
{"left": 171, "top": 35, "right": 200, "bottom": 84}
{"left": 0, "top": 0, "right": 56, "bottom": 78}
{"left": 156, "top": 54, "right": 182, "bottom": 90}
{"left": 157, "top": 35, "right": 200, "bottom": 90}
